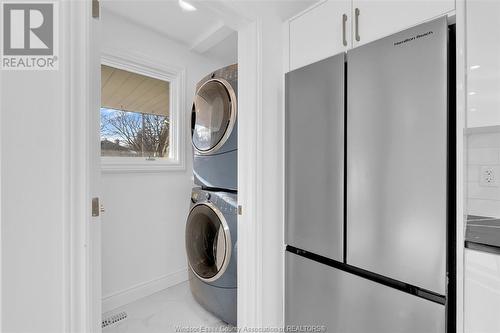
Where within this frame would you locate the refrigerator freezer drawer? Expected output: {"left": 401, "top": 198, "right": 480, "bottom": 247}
{"left": 346, "top": 17, "right": 448, "bottom": 294}
{"left": 285, "top": 252, "right": 445, "bottom": 333}
{"left": 285, "top": 53, "right": 345, "bottom": 261}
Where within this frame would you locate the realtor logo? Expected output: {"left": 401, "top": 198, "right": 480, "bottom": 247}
{"left": 1, "top": 2, "right": 59, "bottom": 70}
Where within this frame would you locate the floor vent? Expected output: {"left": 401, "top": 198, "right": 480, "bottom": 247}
{"left": 102, "top": 311, "right": 127, "bottom": 329}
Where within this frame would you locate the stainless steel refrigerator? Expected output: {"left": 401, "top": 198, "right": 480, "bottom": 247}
{"left": 285, "top": 17, "right": 454, "bottom": 333}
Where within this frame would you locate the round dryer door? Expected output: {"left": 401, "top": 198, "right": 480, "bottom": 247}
{"left": 191, "top": 79, "right": 236, "bottom": 154}
{"left": 186, "top": 203, "right": 231, "bottom": 282}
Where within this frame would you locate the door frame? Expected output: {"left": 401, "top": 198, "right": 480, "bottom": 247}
{"left": 66, "top": 2, "right": 268, "bottom": 332}
{"left": 455, "top": 1, "right": 467, "bottom": 332}
{"left": 64, "top": 1, "right": 102, "bottom": 331}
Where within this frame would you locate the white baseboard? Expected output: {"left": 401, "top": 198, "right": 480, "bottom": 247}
{"left": 102, "top": 268, "right": 188, "bottom": 313}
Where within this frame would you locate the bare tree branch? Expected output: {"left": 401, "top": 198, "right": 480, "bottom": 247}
{"left": 101, "top": 109, "right": 170, "bottom": 157}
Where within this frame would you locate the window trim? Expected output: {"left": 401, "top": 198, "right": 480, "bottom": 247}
{"left": 100, "top": 48, "right": 186, "bottom": 173}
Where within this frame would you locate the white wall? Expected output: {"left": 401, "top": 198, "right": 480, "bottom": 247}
{"left": 0, "top": 6, "right": 70, "bottom": 329}
{"left": 464, "top": 131, "right": 500, "bottom": 333}
{"left": 463, "top": 1, "right": 500, "bottom": 332}
{"left": 259, "top": 15, "right": 286, "bottom": 328}
{"left": 466, "top": 130, "right": 500, "bottom": 218}
{"left": 1, "top": 70, "right": 67, "bottom": 333}
{"left": 100, "top": 10, "right": 227, "bottom": 312}
{"left": 234, "top": 9, "right": 287, "bottom": 328}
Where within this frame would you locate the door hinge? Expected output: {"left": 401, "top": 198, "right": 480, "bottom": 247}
{"left": 237, "top": 205, "right": 243, "bottom": 215}
{"left": 92, "top": 0, "right": 100, "bottom": 19}
{"left": 92, "top": 197, "right": 100, "bottom": 217}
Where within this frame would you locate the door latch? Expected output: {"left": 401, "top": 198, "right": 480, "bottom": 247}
{"left": 92, "top": 197, "right": 100, "bottom": 217}
{"left": 92, "top": 0, "right": 100, "bottom": 19}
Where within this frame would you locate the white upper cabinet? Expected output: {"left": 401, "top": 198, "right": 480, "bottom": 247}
{"left": 289, "top": 0, "right": 351, "bottom": 71}
{"left": 288, "top": 0, "right": 455, "bottom": 71}
{"left": 352, "top": 0, "right": 455, "bottom": 47}
{"left": 466, "top": 0, "right": 500, "bottom": 128}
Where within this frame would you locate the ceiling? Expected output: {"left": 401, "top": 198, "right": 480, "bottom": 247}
{"left": 221, "top": 0, "right": 319, "bottom": 21}
{"left": 101, "top": 0, "right": 317, "bottom": 64}
{"left": 101, "top": 65, "right": 170, "bottom": 116}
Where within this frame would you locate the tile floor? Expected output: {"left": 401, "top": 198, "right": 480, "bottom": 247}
{"left": 102, "top": 281, "right": 232, "bottom": 333}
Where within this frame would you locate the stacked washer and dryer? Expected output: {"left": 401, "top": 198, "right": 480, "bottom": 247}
{"left": 185, "top": 64, "right": 238, "bottom": 326}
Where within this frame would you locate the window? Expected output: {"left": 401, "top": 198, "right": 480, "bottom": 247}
{"left": 100, "top": 53, "right": 185, "bottom": 172}
{"left": 101, "top": 65, "right": 170, "bottom": 158}
{"left": 101, "top": 108, "right": 169, "bottom": 158}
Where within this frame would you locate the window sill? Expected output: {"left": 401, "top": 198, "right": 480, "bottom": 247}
{"left": 101, "top": 158, "right": 185, "bottom": 173}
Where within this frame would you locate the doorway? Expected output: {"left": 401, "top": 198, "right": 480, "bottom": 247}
{"left": 90, "top": 1, "right": 244, "bottom": 331}
{"left": 69, "top": 1, "right": 315, "bottom": 332}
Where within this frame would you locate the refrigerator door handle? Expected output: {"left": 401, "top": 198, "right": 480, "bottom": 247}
{"left": 342, "top": 14, "right": 348, "bottom": 46}
{"left": 355, "top": 8, "right": 360, "bottom": 42}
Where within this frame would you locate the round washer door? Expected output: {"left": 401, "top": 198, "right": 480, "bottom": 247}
{"left": 186, "top": 202, "right": 231, "bottom": 282}
{"left": 191, "top": 79, "right": 236, "bottom": 154}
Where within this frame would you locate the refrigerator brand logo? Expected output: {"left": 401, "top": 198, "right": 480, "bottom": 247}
{"left": 1, "top": 2, "right": 58, "bottom": 70}
{"left": 394, "top": 30, "right": 433, "bottom": 47}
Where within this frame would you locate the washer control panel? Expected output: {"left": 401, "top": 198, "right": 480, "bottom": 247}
{"left": 190, "top": 188, "right": 237, "bottom": 215}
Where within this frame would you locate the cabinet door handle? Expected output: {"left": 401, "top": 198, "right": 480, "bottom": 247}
{"left": 355, "top": 8, "right": 360, "bottom": 42}
{"left": 342, "top": 14, "right": 348, "bottom": 46}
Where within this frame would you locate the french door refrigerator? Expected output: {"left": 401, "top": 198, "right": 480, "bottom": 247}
{"left": 285, "top": 17, "right": 455, "bottom": 333}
